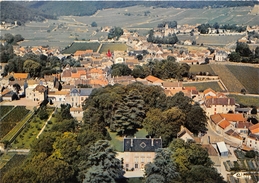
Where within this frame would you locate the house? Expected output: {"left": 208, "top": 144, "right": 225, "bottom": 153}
{"left": 65, "top": 88, "right": 93, "bottom": 108}
{"left": 145, "top": 75, "right": 164, "bottom": 86}
{"left": 224, "top": 129, "right": 243, "bottom": 145}
{"left": 162, "top": 81, "right": 183, "bottom": 90}
{"left": 26, "top": 84, "right": 48, "bottom": 102}
{"left": 117, "top": 137, "right": 162, "bottom": 177}
{"left": 70, "top": 107, "right": 84, "bottom": 121}
{"left": 248, "top": 123, "right": 259, "bottom": 135}
{"left": 204, "top": 97, "right": 235, "bottom": 116}
{"left": 48, "top": 90, "right": 69, "bottom": 106}
{"left": 0, "top": 88, "right": 17, "bottom": 101}
{"left": 177, "top": 126, "right": 201, "bottom": 143}
{"left": 216, "top": 141, "right": 228, "bottom": 156}
{"left": 210, "top": 114, "right": 233, "bottom": 134}
{"left": 245, "top": 133, "right": 259, "bottom": 152}
{"left": 12, "top": 73, "right": 29, "bottom": 80}
{"left": 215, "top": 50, "right": 228, "bottom": 62}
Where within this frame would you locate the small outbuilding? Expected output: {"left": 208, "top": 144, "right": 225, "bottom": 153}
{"left": 216, "top": 141, "right": 228, "bottom": 156}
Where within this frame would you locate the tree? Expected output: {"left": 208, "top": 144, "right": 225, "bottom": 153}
{"left": 108, "top": 27, "right": 124, "bottom": 40}
{"left": 81, "top": 140, "right": 124, "bottom": 183}
{"left": 145, "top": 148, "right": 178, "bottom": 183}
{"left": 23, "top": 59, "right": 41, "bottom": 77}
{"left": 255, "top": 46, "right": 259, "bottom": 58}
{"left": 143, "top": 107, "right": 185, "bottom": 146}
{"left": 111, "top": 63, "right": 132, "bottom": 77}
{"left": 132, "top": 65, "right": 146, "bottom": 78}
{"left": 111, "top": 89, "right": 145, "bottom": 136}
{"left": 236, "top": 42, "right": 252, "bottom": 57}
{"left": 91, "top": 21, "right": 97, "bottom": 27}
{"left": 185, "top": 103, "right": 207, "bottom": 135}
{"left": 228, "top": 52, "right": 241, "bottom": 62}
{"left": 241, "top": 88, "right": 246, "bottom": 95}
{"left": 251, "top": 107, "right": 257, "bottom": 115}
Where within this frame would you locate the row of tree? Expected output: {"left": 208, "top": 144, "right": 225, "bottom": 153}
{"left": 111, "top": 57, "right": 190, "bottom": 80}
{"left": 228, "top": 42, "right": 259, "bottom": 63}
{"left": 197, "top": 23, "right": 246, "bottom": 34}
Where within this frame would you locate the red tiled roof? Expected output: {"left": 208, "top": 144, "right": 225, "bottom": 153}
{"left": 145, "top": 75, "right": 164, "bottom": 83}
{"left": 218, "top": 119, "right": 231, "bottom": 129}
{"left": 249, "top": 123, "right": 259, "bottom": 134}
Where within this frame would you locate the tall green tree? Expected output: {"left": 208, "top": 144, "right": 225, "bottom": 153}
{"left": 23, "top": 59, "right": 41, "bottom": 77}
{"left": 81, "top": 140, "right": 124, "bottom": 183}
{"left": 111, "top": 89, "right": 145, "bottom": 135}
{"left": 143, "top": 107, "right": 185, "bottom": 146}
{"left": 145, "top": 148, "right": 178, "bottom": 183}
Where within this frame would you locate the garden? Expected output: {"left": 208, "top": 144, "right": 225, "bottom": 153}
{"left": 11, "top": 107, "right": 55, "bottom": 149}
{"left": 183, "top": 81, "right": 223, "bottom": 92}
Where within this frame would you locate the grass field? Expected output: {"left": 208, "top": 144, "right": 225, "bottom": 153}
{"left": 99, "top": 43, "right": 128, "bottom": 53}
{"left": 61, "top": 42, "right": 100, "bottom": 54}
{"left": 183, "top": 81, "right": 223, "bottom": 92}
{"left": 225, "top": 65, "right": 259, "bottom": 94}
{"left": 189, "top": 65, "right": 216, "bottom": 75}
{"left": 227, "top": 94, "right": 259, "bottom": 107}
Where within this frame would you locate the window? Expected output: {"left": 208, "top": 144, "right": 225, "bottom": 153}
{"left": 81, "top": 97, "right": 84, "bottom": 101}
{"left": 126, "top": 164, "right": 129, "bottom": 168}
{"left": 135, "top": 164, "right": 138, "bottom": 168}
{"left": 141, "top": 157, "right": 145, "bottom": 163}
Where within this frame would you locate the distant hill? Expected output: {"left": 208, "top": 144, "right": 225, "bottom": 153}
{"left": 14, "top": 1, "right": 259, "bottom": 17}
{"left": 0, "top": 1, "right": 56, "bottom": 25}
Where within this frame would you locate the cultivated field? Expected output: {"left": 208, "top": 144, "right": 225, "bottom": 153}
{"left": 99, "top": 43, "right": 128, "bottom": 53}
{"left": 189, "top": 65, "right": 216, "bottom": 75}
{"left": 61, "top": 42, "right": 100, "bottom": 54}
{"left": 0, "top": 106, "right": 30, "bottom": 139}
{"left": 225, "top": 65, "right": 259, "bottom": 94}
{"left": 227, "top": 94, "right": 259, "bottom": 107}
{"left": 2, "top": 5, "right": 259, "bottom": 49}
{"left": 183, "top": 81, "right": 223, "bottom": 92}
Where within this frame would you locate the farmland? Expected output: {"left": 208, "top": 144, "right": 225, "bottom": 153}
{"left": 227, "top": 94, "right": 259, "bottom": 107}
{"left": 183, "top": 81, "right": 223, "bottom": 92}
{"left": 2, "top": 5, "right": 259, "bottom": 49}
{"left": 189, "top": 65, "right": 216, "bottom": 75}
{"left": 0, "top": 106, "right": 30, "bottom": 139}
{"left": 226, "top": 65, "right": 259, "bottom": 94}
{"left": 61, "top": 42, "right": 100, "bottom": 54}
{"left": 99, "top": 43, "right": 128, "bottom": 53}
{"left": 0, "top": 106, "right": 14, "bottom": 118}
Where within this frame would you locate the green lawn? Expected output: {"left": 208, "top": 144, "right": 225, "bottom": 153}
{"left": 189, "top": 65, "right": 216, "bottom": 76}
{"left": 99, "top": 43, "right": 128, "bottom": 53}
{"left": 183, "top": 81, "right": 223, "bottom": 92}
{"left": 227, "top": 94, "right": 259, "bottom": 107}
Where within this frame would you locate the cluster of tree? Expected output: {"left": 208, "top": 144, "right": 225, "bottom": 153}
{"left": 147, "top": 30, "right": 178, "bottom": 44}
{"left": 145, "top": 139, "right": 226, "bottom": 183}
{"left": 0, "top": 1, "right": 56, "bottom": 25}
{"left": 228, "top": 42, "right": 259, "bottom": 63}
{"left": 0, "top": 33, "right": 24, "bottom": 63}
{"left": 111, "top": 57, "right": 190, "bottom": 81}
{"left": 2, "top": 104, "right": 123, "bottom": 183}
{"left": 83, "top": 83, "right": 207, "bottom": 146}
{"left": 157, "top": 21, "right": 177, "bottom": 28}
{"left": 108, "top": 27, "right": 124, "bottom": 40}
{"left": 197, "top": 23, "right": 246, "bottom": 34}
{"left": 14, "top": 1, "right": 259, "bottom": 18}
{"left": 2, "top": 45, "right": 80, "bottom": 78}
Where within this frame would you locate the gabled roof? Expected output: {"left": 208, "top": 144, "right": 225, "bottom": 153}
{"left": 13, "top": 73, "right": 29, "bottom": 79}
{"left": 203, "top": 88, "right": 216, "bottom": 95}
{"left": 249, "top": 123, "right": 259, "bottom": 134}
{"left": 162, "top": 81, "right": 183, "bottom": 88}
{"left": 235, "top": 121, "right": 253, "bottom": 129}
{"left": 220, "top": 113, "right": 245, "bottom": 122}
{"left": 124, "top": 138, "right": 162, "bottom": 152}
{"left": 145, "top": 75, "right": 164, "bottom": 83}
{"left": 225, "top": 129, "right": 242, "bottom": 140}
{"left": 205, "top": 97, "right": 235, "bottom": 107}
{"left": 218, "top": 119, "right": 231, "bottom": 129}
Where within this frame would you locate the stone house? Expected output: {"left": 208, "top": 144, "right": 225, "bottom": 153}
{"left": 117, "top": 137, "right": 162, "bottom": 176}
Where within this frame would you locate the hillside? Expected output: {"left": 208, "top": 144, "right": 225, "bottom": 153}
{"left": 0, "top": 1, "right": 56, "bottom": 25}
{"left": 14, "top": 1, "right": 259, "bottom": 17}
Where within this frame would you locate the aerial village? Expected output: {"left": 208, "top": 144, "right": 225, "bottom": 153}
{"left": 1, "top": 22, "right": 259, "bottom": 182}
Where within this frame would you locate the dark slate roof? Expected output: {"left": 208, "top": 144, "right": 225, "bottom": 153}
{"left": 205, "top": 97, "right": 235, "bottom": 107}
{"left": 124, "top": 138, "right": 162, "bottom": 152}
{"left": 79, "top": 88, "right": 93, "bottom": 96}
